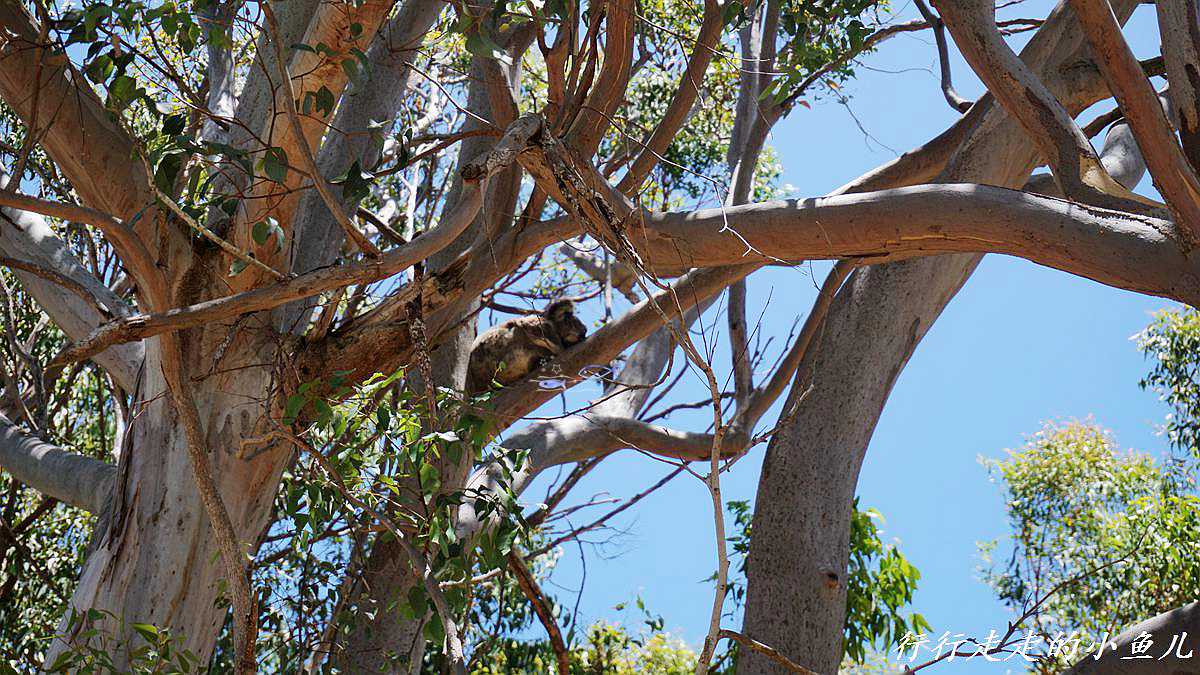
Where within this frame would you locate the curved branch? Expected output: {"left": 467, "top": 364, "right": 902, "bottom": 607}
{"left": 0, "top": 181, "right": 164, "bottom": 308}
{"left": 633, "top": 184, "right": 1195, "bottom": 305}
{"left": 0, "top": 180, "right": 143, "bottom": 391}
{"left": 51, "top": 180, "right": 1200, "bottom": 368}
{"left": 913, "top": 0, "right": 973, "bottom": 112}
{"left": 507, "top": 551, "right": 569, "bottom": 675}
{"left": 0, "top": 0, "right": 151, "bottom": 222}
{"left": 616, "top": 0, "right": 723, "bottom": 192}
{"left": 1157, "top": 0, "right": 1200, "bottom": 171}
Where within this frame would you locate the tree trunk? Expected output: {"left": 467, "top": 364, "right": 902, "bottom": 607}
{"left": 737, "top": 1, "right": 1139, "bottom": 671}
{"left": 50, "top": 338, "right": 287, "bottom": 667}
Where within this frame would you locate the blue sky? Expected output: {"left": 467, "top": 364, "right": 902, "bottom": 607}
{"left": 519, "top": 2, "right": 1179, "bottom": 670}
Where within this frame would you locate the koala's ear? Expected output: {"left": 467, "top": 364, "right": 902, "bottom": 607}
{"left": 545, "top": 299, "right": 574, "bottom": 319}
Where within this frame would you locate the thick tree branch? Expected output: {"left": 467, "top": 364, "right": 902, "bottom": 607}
{"left": 262, "top": 4, "right": 381, "bottom": 258}
{"left": 199, "top": 0, "right": 239, "bottom": 143}
{"left": 934, "top": 0, "right": 1138, "bottom": 208}
{"left": 0, "top": 179, "right": 143, "bottom": 391}
{"left": 55, "top": 179, "right": 1200, "bottom": 366}
{"left": 232, "top": 0, "right": 398, "bottom": 280}
{"left": 1066, "top": 601, "right": 1200, "bottom": 673}
{"left": 0, "top": 186, "right": 167, "bottom": 311}
{"left": 1070, "top": 0, "right": 1200, "bottom": 244}
{"left": 0, "top": 0, "right": 151, "bottom": 222}
{"left": 634, "top": 185, "right": 1194, "bottom": 302}
{"left": 287, "top": 0, "right": 445, "bottom": 282}
{"left": 564, "top": 0, "right": 635, "bottom": 154}
{"left": 616, "top": 0, "right": 723, "bottom": 192}
{"left": 0, "top": 415, "right": 114, "bottom": 514}
{"left": 49, "top": 117, "right": 543, "bottom": 368}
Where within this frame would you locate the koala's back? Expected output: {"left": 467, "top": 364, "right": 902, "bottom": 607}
{"left": 466, "top": 316, "right": 563, "bottom": 393}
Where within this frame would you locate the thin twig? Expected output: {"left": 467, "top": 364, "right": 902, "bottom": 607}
{"left": 507, "top": 551, "right": 570, "bottom": 674}
{"left": 718, "top": 629, "right": 818, "bottom": 674}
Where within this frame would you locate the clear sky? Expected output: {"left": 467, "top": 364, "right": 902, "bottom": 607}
{"left": 518, "top": 2, "right": 1178, "bottom": 670}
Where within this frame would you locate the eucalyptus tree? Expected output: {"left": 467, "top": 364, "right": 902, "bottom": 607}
{"left": 0, "top": 0, "right": 1196, "bottom": 672}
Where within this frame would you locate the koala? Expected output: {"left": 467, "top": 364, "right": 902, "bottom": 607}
{"left": 465, "top": 299, "right": 587, "bottom": 395}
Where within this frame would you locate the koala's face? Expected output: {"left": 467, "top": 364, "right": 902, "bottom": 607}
{"left": 557, "top": 312, "right": 587, "bottom": 346}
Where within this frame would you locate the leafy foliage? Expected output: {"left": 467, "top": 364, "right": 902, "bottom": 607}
{"left": 766, "top": 0, "right": 887, "bottom": 103}
{"left": 0, "top": 273, "right": 116, "bottom": 670}
{"left": 0, "top": 0, "right": 920, "bottom": 668}
{"left": 1137, "top": 309, "right": 1200, "bottom": 461}
{"left": 44, "top": 610, "right": 201, "bottom": 674}
{"left": 981, "top": 307, "right": 1200, "bottom": 673}
{"left": 843, "top": 499, "right": 930, "bottom": 663}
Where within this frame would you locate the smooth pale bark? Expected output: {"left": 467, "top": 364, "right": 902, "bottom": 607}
{"left": 49, "top": 345, "right": 290, "bottom": 667}
{"left": 1157, "top": 0, "right": 1200, "bottom": 171}
{"left": 40, "top": 2, "right": 381, "bottom": 667}
{"left": 229, "top": 0, "right": 396, "bottom": 287}
{"left": 738, "top": 2, "right": 1141, "bottom": 672}
{"left": 199, "top": 0, "right": 237, "bottom": 144}
{"left": 630, "top": 186, "right": 1193, "bottom": 304}
{"left": 1068, "top": 0, "right": 1200, "bottom": 241}
{"left": 936, "top": 0, "right": 1130, "bottom": 205}
{"left": 0, "top": 416, "right": 115, "bottom": 513}
{"left": 0, "top": 0, "right": 150, "bottom": 223}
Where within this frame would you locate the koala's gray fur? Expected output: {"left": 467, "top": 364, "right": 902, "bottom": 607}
{"left": 465, "top": 299, "right": 587, "bottom": 395}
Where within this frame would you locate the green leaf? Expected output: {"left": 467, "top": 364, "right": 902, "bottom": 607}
{"left": 314, "top": 85, "right": 335, "bottom": 117}
{"left": 251, "top": 217, "right": 285, "bottom": 251}
{"left": 331, "top": 159, "right": 372, "bottom": 204}
{"left": 465, "top": 32, "right": 512, "bottom": 65}
{"left": 721, "top": 0, "right": 743, "bottom": 26}
{"left": 261, "top": 146, "right": 289, "bottom": 183}
{"left": 407, "top": 585, "right": 428, "bottom": 616}
{"left": 131, "top": 623, "right": 160, "bottom": 642}
{"left": 107, "top": 74, "right": 141, "bottom": 111}
{"left": 161, "top": 113, "right": 188, "bottom": 136}
{"left": 85, "top": 54, "right": 114, "bottom": 84}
